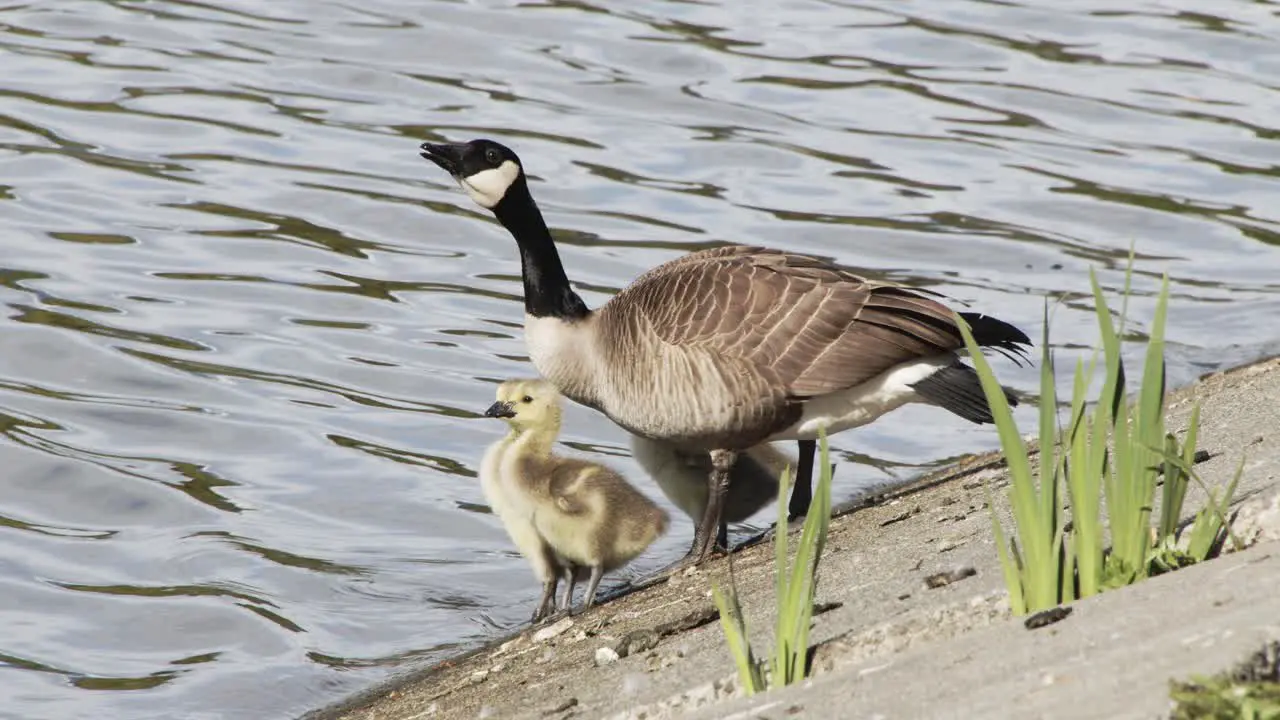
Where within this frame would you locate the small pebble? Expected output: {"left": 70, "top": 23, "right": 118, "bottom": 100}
{"left": 614, "top": 629, "right": 661, "bottom": 658}
{"left": 924, "top": 566, "right": 977, "bottom": 588}
{"left": 595, "top": 647, "right": 620, "bottom": 666}
{"left": 533, "top": 617, "right": 574, "bottom": 643}
{"left": 495, "top": 637, "right": 526, "bottom": 655}
{"left": 1024, "top": 606, "right": 1073, "bottom": 630}
{"left": 544, "top": 697, "right": 578, "bottom": 715}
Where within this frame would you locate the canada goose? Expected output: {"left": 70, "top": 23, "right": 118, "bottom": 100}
{"left": 630, "top": 436, "right": 796, "bottom": 547}
{"left": 423, "top": 138, "right": 1031, "bottom": 567}
{"left": 482, "top": 378, "right": 669, "bottom": 619}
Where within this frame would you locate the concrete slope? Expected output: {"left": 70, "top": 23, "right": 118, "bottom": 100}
{"left": 305, "top": 355, "right": 1280, "bottom": 720}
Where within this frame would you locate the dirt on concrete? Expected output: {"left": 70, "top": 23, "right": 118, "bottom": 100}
{"left": 303, "top": 355, "right": 1280, "bottom": 720}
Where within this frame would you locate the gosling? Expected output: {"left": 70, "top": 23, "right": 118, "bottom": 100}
{"left": 481, "top": 378, "right": 669, "bottom": 620}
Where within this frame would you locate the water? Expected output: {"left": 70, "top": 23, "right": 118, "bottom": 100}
{"left": 2, "top": 0, "right": 1279, "bottom": 717}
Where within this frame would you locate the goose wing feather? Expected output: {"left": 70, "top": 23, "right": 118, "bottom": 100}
{"left": 605, "top": 245, "right": 969, "bottom": 399}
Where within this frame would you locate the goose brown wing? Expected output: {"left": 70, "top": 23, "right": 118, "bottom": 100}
{"left": 608, "top": 245, "right": 967, "bottom": 398}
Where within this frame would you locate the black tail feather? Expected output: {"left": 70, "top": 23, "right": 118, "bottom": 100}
{"left": 958, "top": 311, "right": 1032, "bottom": 366}
{"left": 911, "top": 362, "right": 1018, "bottom": 425}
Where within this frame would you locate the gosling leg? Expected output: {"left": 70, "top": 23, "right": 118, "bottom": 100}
{"left": 580, "top": 564, "right": 606, "bottom": 613}
{"left": 532, "top": 576, "right": 558, "bottom": 623}
{"left": 558, "top": 564, "right": 578, "bottom": 612}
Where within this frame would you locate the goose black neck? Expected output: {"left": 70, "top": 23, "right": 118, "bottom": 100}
{"left": 492, "top": 177, "right": 590, "bottom": 321}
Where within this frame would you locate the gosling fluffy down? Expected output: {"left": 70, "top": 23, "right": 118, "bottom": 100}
{"left": 481, "top": 378, "right": 668, "bottom": 621}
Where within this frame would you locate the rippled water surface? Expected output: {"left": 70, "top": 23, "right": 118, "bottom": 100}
{"left": 2, "top": 0, "right": 1279, "bottom": 717}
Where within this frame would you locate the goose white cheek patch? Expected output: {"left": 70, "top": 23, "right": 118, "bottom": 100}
{"left": 461, "top": 160, "right": 520, "bottom": 208}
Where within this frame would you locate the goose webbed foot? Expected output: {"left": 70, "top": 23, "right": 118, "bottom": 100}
{"left": 688, "top": 448, "right": 735, "bottom": 561}
{"left": 641, "top": 449, "right": 736, "bottom": 583}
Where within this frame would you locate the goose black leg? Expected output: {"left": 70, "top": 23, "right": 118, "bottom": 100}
{"left": 636, "top": 449, "right": 738, "bottom": 583}
{"left": 715, "top": 518, "right": 730, "bottom": 552}
{"left": 683, "top": 448, "right": 737, "bottom": 566}
{"left": 789, "top": 439, "right": 816, "bottom": 520}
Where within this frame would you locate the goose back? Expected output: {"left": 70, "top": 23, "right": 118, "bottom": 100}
{"left": 529, "top": 245, "right": 990, "bottom": 450}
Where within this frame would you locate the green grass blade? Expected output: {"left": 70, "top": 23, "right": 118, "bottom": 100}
{"left": 1037, "top": 301, "right": 1062, "bottom": 598}
{"left": 958, "top": 317, "right": 1054, "bottom": 610}
{"left": 1066, "top": 356, "right": 1103, "bottom": 598}
{"left": 1130, "top": 273, "right": 1170, "bottom": 563}
{"left": 774, "top": 429, "right": 833, "bottom": 686}
{"left": 1109, "top": 398, "right": 1147, "bottom": 579}
{"left": 712, "top": 577, "right": 762, "bottom": 695}
{"left": 771, "top": 458, "right": 791, "bottom": 684}
{"left": 1160, "top": 403, "right": 1201, "bottom": 540}
{"left": 1061, "top": 524, "right": 1076, "bottom": 604}
{"left": 986, "top": 481, "right": 1026, "bottom": 615}
{"left": 1175, "top": 452, "right": 1246, "bottom": 559}
{"left": 1090, "top": 267, "right": 1125, "bottom": 426}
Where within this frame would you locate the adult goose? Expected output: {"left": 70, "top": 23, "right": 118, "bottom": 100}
{"left": 420, "top": 138, "right": 1031, "bottom": 566}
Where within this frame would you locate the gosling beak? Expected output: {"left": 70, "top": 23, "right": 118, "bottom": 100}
{"left": 484, "top": 400, "right": 515, "bottom": 419}
{"left": 419, "top": 141, "right": 467, "bottom": 177}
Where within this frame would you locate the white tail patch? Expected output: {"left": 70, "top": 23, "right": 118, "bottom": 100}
{"left": 461, "top": 160, "right": 520, "bottom": 208}
{"left": 779, "top": 354, "right": 957, "bottom": 439}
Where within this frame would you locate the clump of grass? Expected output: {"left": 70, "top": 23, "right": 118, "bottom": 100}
{"left": 958, "top": 250, "right": 1243, "bottom": 615}
{"left": 1169, "top": 641, "right": 1280, "bottom": 720}
{"left": 712, "top": 429, "right": 833, "bottom": 695}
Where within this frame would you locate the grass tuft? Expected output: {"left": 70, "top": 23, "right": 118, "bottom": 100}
{"left": 1169, "top": 641, "right": 1280, "bottom": 720}
{"left": 958, "top": 247, "right": 1242, "bottom": 614}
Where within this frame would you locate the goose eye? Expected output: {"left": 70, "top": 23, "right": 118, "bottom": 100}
{"left": 484, "top": 148, "right": 500, "bottom": 165}
{"left": 521, "top": 395, "right": 533, "bottom": 403}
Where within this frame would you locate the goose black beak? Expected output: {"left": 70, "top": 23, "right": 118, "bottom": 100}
{"left": 484, "top": 400, "right": 516, "bottom": 419}
{"left": 419, "top": 141, "right": 466, "bottom": 177}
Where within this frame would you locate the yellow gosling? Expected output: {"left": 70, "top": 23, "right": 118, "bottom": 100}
{"left": 483, "top": 378, "right": 668, "bottom": 619}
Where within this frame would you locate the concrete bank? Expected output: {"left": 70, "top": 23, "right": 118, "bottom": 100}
{"left": 305, "top": 355, "right": 1280, "bottom": 720}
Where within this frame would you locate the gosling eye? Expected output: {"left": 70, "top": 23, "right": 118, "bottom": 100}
{"left": 484, "top": 148, "right": 501, "bottom": 165}
{"left": 521, "top": 395, "right": 533, "bottom": 403}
